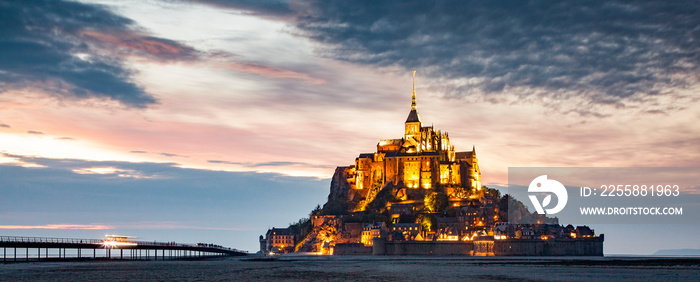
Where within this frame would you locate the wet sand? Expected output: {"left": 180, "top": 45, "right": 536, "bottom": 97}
{"left": 1, "top": 255, "right": 699, "bottom": 281}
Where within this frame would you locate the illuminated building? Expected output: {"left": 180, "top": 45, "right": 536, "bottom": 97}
{"left": 361, "top": 222, "right": 387, "bottom": 246}
{"left": 347, "top": 72, "right": 482, "bottom": 209}
{"left": 261, "top": 228, "right": 295, "bottom": 253}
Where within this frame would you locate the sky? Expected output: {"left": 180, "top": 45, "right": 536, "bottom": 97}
{"left": 1, "top": 0, "right": 699, "bottom": 254}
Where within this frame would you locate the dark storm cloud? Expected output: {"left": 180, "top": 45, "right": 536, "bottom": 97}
{"left": 287, "top": 1, "right": 700, "bottom": 108}
{"left": 191, "top": 0, "right": 293, "bottom": 17}
{"left": 0, "top": 0, "right": 197, "bottom": 108}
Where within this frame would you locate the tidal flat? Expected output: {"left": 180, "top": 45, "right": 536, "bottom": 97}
{"left": 1, "top": 255, "right": 699, "bottom": 281}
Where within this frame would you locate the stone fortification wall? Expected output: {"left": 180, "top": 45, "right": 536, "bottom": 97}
{"left": 370, "top": 240, "right": 474, "bottom": 256}
{"left": 492, "top": 237, "right": 604, "bottom": 256}
{"left": 337, "top": 237, "right": 604, "bottom": 256}
{"left": 333, "top": 243, "right": 372, "bottom": 255}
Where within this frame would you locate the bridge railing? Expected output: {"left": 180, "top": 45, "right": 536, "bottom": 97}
{"left": 132, "top": 241, "right": 244, "bottom": 253}
{"left": 0, "top": 236, "right": 102, "bottom": 244}
{"left": 0, "top": 236, "right": 245, "bottom": 253}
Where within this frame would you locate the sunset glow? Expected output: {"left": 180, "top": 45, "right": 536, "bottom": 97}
{"left": 1, "top": 0, "right": 699, "bottom": 254}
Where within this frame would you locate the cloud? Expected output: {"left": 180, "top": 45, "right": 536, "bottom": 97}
{"left": 0, "top": 0, "right": 326, "bottom": 108}
{"left": 27, "top": 130, "right": 44, "bottom": 135}
{"left": 80, "top": 30, "right": 199, "bottom": 62}
{"left": 72, "top": 166, "right": 157, "bottom": 179}
{"left": 0, "top": 222, "right": 248, "bottom": 231}
{"left": 106, "top": 221, "right": 252, "bottom": 231}
{"left": 204, "top": 50, "right": 325, "bottom": 84}
{"left": 0, "top": 224, "right": 111, "bottom": 230}
{"left": 159, "top": 152, "right": 187, "bottom": 158}
{"left": 276, "top": 1, "right": 700, "bottom": 114}
{"left": 0, "top": 153, "right": 328, "bottom": 251}
{"left": 1, "top": 152, "right": 160, "bottom": 178}
{"left": 0, "top": 0, "right": 193, "bottom": 108}
{"left": 127, "top": 151, "right": 187, "bottom": 158}
{"left": 192, "top": 0, "right": 294, "bottom": 18}
{"left": 208, "top": 159, "right": 333, "bottom": 169}
{"left": 0, "top": 123, "right": 10, "bottom": 128}
{"left": 0, "top": 152, "right": 45, "bottom": 168}
{"left": 55, "top": 137, "right": 75, "bottom": 140}
{"left": 217, "top": 60, "right": 325, "bottom": 85}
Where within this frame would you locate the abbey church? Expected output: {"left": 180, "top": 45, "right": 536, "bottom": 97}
{"left": 263, "top": 72, "right": 602, "bottom": 256}
{"left": 344, "top": 72, "right": 482, "bottom": 211}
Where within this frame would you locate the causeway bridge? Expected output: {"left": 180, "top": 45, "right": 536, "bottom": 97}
{"left": 0, "top": 236, "right": 247, "bottom": 262}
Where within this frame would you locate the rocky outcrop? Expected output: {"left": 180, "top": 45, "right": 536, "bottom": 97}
{"left": 322, "top": 166, "right": 353, "bottom": 213}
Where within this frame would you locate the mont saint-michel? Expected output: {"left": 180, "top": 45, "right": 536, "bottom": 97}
{"left": 261, "top": 73, "right": 603, "bottom": 256}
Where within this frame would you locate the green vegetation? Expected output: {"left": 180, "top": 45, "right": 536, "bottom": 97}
{"left": 485, "top": 186, "right": 500, "bottom": 198}
{"left": 364, "top": 185, "right": 399, "bottom": 213}
{"left": 424, "top": 191, "right": 448, "bottom": 213}
{"left": 419, "top": 213, "right": 437, "bottom": 232}
{"left": 288, "top": 205, "right": 320, "bottom": 250}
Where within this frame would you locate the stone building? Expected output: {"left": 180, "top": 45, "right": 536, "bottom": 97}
{"left": 343, "top": 72, "right": 482, "bottom": 210}
{"left": 361, "top": 222, "right": 388, "bottom": 246}
{"left": 260, "top": 227, "right": 295, "bottom": 253}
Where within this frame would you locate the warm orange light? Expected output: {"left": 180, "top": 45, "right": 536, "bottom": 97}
{"left": 102, "top": 240, "right": 137, "bottom": 248}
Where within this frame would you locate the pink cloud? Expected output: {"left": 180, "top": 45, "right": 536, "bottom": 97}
{"left": 81, "top": 30, "right": 199, "bottom": 61}
{"left": 0, "top": 224, "right": 112, "bottom": 230}
{"left": 223, "top": 62, "right": 324, "bottom": 85}
{"left": 82, "top": 30, "right": 324, "bottom": 85}
{"left": 108, "top": 222, "right": 251, "bottom": 231}
{"left": 0, "top": 223, "right": 249, "bottom": 231}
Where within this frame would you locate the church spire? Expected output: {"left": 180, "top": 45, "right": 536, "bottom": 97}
{"left": 411, "top": 70, "right": 416, "bottom": 110}
{"left": 405, "top": 70, "right": 421, "bottom": 123}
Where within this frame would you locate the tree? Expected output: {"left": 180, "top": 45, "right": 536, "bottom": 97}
{"left": 419, "top": 214, "right": 437, "bottom": 232}
{"left": 310, "top": 204, "right": 321, "bottom": 217}
{"left": 485, "top": 186, "right": 501, "bottom": 198}
{"left": 424, "top": 191, "right": 448, "bottom": 213}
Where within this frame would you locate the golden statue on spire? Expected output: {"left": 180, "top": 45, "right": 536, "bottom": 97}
{"left": 411, "top": 70, "right": 416, "bottom": 110}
